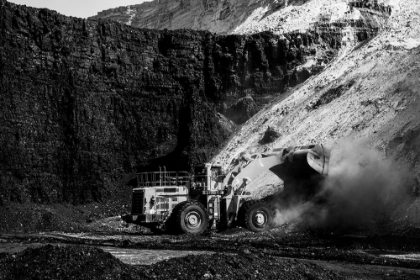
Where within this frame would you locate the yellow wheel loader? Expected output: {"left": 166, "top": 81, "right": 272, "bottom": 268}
{"left": 121, "top": 144, "right": 331, "bottom": 234}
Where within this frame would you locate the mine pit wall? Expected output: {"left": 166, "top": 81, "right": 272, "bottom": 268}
{"left": 0, "top": 0, "right": 387, "bottom": 205}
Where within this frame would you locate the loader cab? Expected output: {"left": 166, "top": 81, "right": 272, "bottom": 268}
{"left": 193, "top": 165, "right": 208, "bottom": 187}
{"left": 193, "top": 163, "right": 224, "bottom": 190}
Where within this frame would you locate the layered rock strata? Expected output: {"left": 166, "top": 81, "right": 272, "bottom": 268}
{"left": 0, "top": 0, "right": 386, "bottom": 204}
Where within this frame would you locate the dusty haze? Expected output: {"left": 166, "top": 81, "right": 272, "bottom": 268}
{"left": 274, "top": 140, "right": 413, "bottom": 230}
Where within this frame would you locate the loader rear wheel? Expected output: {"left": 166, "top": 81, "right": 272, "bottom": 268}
{"left": 238, "top": 200, "right": 274, "bottom": 232}
{"left": 174, "top": 201, "right": 208, "bottom": 235}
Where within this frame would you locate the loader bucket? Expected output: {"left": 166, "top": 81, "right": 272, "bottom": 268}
{"left": 307, "top": 144, "right": 331, "bottom": 175}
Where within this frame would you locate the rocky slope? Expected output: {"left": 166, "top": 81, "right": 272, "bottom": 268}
{"left": 213, "top": 0, "right": 420, "bottom": 228}
{"left": 90, "top": 0, "right": 284, "bottom": 34}
{"left": 91, "top": 0, "right": 394, "bottom": 35}
{"left": 214, "top": 0, "right": 420, "bottom": 171}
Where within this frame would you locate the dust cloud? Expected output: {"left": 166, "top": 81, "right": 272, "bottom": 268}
{"left": 274, "top": 140, "right": 412, "bottom": 230}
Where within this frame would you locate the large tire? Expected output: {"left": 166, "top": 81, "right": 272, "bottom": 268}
{"left": 173, "top": 201, "right": 209, "bottom": 235}
{"left": 237, "top": 200, "right": 274, "bottom": 232}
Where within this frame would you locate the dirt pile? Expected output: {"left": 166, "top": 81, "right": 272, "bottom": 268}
{"left": 144, "top": 251, "right": 344, "bottom": 280}
{"left": 0, "top": 244, "right": 346, "bottom": 280}
{"left": 0, "top": 245, "right": 139, "bottom": 280}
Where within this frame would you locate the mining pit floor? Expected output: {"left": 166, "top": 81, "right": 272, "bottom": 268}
{"left": 1, "top": 225, "right": 420, "bottom": 279}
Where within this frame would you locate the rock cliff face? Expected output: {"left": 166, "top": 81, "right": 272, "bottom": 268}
{"left": 0, "top": 0, "right": 334, "bottom": 204}
{"left": 0, "top": 1, "right": 222, "bottom": 204}
{"left": 0, "top": 0, "right": 388, "bottom": 205}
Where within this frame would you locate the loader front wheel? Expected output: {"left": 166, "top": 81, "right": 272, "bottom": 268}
{"left": 174, "top": 201, "right": 208, "bottom": 235}
{"left": 238, "top": 200, "right": 274, "bottom": 232}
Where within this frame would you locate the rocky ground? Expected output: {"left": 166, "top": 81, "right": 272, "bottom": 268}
{"left": 1, "top": 224, "right": 420, "bottom": 279}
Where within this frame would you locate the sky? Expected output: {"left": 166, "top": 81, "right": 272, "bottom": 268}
{"left": 8, "top": 0, "right": 148, "bottom": 18}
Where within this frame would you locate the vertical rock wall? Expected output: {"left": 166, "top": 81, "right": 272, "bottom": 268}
{"left": 0, "top": 0, "right": 378, "bottom": 204}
